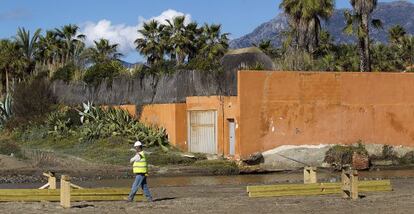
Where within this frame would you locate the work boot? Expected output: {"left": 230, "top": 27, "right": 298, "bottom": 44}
{"left": 124, "top": 197, "right": 133, "bottom": 202}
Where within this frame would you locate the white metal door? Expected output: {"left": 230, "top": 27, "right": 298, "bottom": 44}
{"left": 188, "top": 111, "right": 217, "bottom": 154}
{"left": 229, "top": 120, "right": 236, "bottom": 155}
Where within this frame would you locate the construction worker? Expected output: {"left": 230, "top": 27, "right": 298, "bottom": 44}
{"left": 127, "top": 141, "right": 153, "bottom": 202}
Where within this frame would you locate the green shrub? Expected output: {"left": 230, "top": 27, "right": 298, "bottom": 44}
{"left": 194, "top": 160, "right": 240, "bottom": 175}
{"left": 324, "top": 142, "right": 368, "bottom": 166}
{"left": 52, "top": 63, "right": 76, "bottom": 82}
{"left": 186, "top": 57, "right": 221, "bottom": 72}
{"left": 83, "top": 61, "right": 124, "bottom": 86}
{"left": 381, "top": 145, "right": 398, "bottom": 160}
{"left": 12, "top": 78, "right": 56, "bottom": 122}
{"left": 245, "top": 62, "right": 265, "bottom": 70}
{"left": 400, "top": 151, "right": 414, "bottom": 165}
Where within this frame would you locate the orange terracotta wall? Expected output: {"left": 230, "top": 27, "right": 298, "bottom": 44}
{"left": 186, "top": 96, "right": 239, "bottom": 156}
{"left": 139, "top": 103, "right": 187, "bottom": 150}
{"left": 238, "top": 71, "right": 414, "bottom": 158}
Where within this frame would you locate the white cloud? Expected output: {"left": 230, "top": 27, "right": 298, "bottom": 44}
{"left": 80, "top": 9, "right": 191, "bottom": 57}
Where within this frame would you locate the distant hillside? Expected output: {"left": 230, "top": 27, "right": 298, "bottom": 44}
{"left": 119, "top": 60, "right": 143, "bottom": 69}
{"left": 230, "top": 1, "right": 414, "bottom": 49}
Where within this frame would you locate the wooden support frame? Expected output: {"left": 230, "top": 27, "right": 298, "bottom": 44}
{"left": 246, "top": 180, "right": 391, "bottom": 198}
{"left": 38, "top": 172, "right": 56, "bottom": 189}
{"left": 303, "top": 167, "right": 317, "bottom": 184}
{"left": 341, "top": 167, "right": 358, "bottom": 200}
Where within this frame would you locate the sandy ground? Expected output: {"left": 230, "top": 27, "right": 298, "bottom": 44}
{"left": 1, "top": 178, "right": 413, "bottom": 214}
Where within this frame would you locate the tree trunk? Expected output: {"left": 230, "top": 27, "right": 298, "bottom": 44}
{"left": 298, "top": 19, "right": 308, "bottom": 51}
{"left": 176, "top": 51, "right": 185, "bottom": 65}
{"left": 307, "top": 19, "right": 317, "bottom": 54}
{"left": 361, "top": 13, "right": 371, "bottom": 72}
{"left": 358, "top": 38, "right": 366, "bottom": 72}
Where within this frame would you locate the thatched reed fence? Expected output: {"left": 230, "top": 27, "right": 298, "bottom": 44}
{"left": 51, "top": 70, "right": 237, "bottom": 106}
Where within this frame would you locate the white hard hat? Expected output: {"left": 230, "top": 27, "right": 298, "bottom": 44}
{"left": 133, "top": 141, "right": 142, "bottom": 147}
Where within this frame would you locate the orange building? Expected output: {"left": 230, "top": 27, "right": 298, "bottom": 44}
{"left": 137, "top": 70, "right": 414, "bottom": 159}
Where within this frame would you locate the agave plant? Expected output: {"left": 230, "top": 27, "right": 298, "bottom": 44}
{"left": 77, "top": 103, "right": 169, "bottom": 149}
{"left": 46, "top": 111, "right": 72, "bottom": 135}
{"left": 135, "top": 126, "right": 169, "bottom": 152}
{"left": 0, "top": 94, "right": 13, "bottom": 128}
{"left": 78, "top": 101, "right": 94, "bottom": 123}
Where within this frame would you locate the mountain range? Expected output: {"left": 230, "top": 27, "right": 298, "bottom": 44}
{"left": 230, "top": 1, "right": 414, "bottom": 49}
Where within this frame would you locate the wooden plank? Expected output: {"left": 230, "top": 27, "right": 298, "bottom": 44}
{"left": 247, "top": 185, "right": 391, "bottom": 195}
{"left": 71, "top": 195, "right": 144, "bottom": 201}
{"left": 0, "top": 195, "right": 61, "bottom": 202}
{"left": 249, "top": 189, "right": 340, "bottom": 198}
{"left": 72, "top": 188, "right": 133, "bottom": 194}
{"left": 248, "top": 185, "right": 392, "bottom": 198}
{"left": 0, "top": 195, "right": 144, "bottom": 202}
{"left": 247, "top": 180, "right": 392, "bottom": 198}
{"left": 0, "top": 188, "right": 143, "bottom": 202}
{"left": 247, "top": 180, "right": 391, "bottom": 193}
{"left": 247, "top": 183, "right": 339, "bottom": 192}
{"left": 0, "top": 189, "right": 59, "bottom": 195}
{"left": 0, "top": 188, "right": 142, "bottom": 196}
{"left": 359, "top": 185, "right": 393, "bottom": 192}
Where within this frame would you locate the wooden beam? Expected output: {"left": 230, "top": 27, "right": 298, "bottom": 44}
{"left": 0, "top": 188, "right": 143, "bottom": 202}
{"left": 247, "top": 180, "right": 391, "bottom": 193}
{"left": 246, "top": 180, "right": 392, "bottom": 198}
{"left": 0, "top": 195, "right": 144, "bottom": 202}
{"left": 248, "top": 185, "right": 392, "bottom": 198}
{"left": 70, "top": 183, "right": 83, "bottom": 189}
{"left": 0, "top": 188, "right": 141, "bottom": 196}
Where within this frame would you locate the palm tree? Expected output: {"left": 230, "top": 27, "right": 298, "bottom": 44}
{"left": 55, "top": 24, "right": 85, "bottom": 64}
{"left": 14, "top": 27, "right": 41, "bottom": 74}
{"left": 304, "top": 0, "right": 334, "bottom": 53}
{"left": 254, "top": 40, "right": 274, "bottom": 56}
{"left": 165, "top": 16, "right": 191, "bottom": 65}
{"left": 185, "top": 22, "right": 202, "bottom": 61}
{"left": 37, "top": 30, "right": 62, "bottom": 68}
{"left": 86, "top": 39, "right": 123, "bottom": 63}
{"left": 398, "top": 36, "right": 414, "bottom": 70}
{"left": 0, "top": 40, "right": 24, "bottom": 93}
{"left": 388, "top": 25, "right": 406, "bottom": 44}
{"left": 343, "top": 0, "right": 381, "bottom": 72}
{"left": 135, "top": 20, "right": 165, "bottom": 66}
{"left": 279, "top": 0, "right": 334, "bottom": 53}
{"left": 200, "top": 24, "right": 229, "bottom": 61}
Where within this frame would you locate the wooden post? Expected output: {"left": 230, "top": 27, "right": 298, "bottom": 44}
{"left": 46, "top": 172, "right": 56, "bottom": 189}
{"left": 303, "top": 167, "right": 317, "bottom": 184}
{"left": 341, "top": 167, "right": 358, "bottom": 200}
{"left": 39, "top": 172, "right": 56, "bottom": 189}
{"left": 60, "top": 175, "right": 71, "bottom": 208}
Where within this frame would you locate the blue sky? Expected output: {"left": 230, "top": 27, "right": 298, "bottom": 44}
{"left": 0, "top": 0, "right": 411, "bottom": 62}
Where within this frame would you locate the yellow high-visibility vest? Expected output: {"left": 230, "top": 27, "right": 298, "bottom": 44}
{"left": 132, "top": 151, "right": 148, "bottom": 174}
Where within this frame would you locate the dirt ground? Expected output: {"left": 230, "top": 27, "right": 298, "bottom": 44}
{"left": 1, "top": 178, "right": 413, "bottom": 214}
